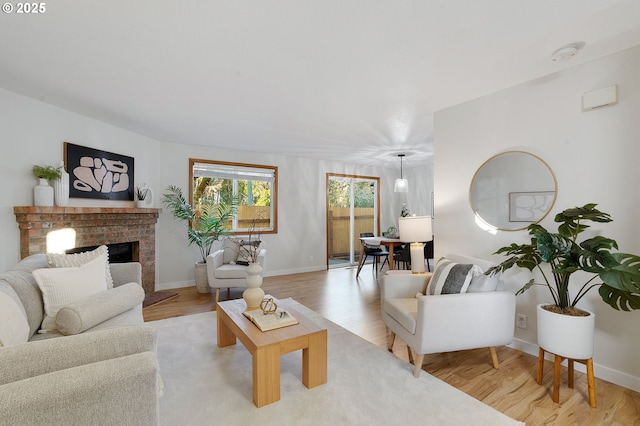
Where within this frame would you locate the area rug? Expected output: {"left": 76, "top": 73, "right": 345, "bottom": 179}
{"left": 143, "top": 291, "right": 178, "bottom": 309}
{"left": 149, "top": 299, "right": 524, "bottom": 426}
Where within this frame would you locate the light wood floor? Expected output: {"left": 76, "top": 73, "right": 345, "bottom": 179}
{"left": 143, "top": 266, "right": 640, "bottom": 425}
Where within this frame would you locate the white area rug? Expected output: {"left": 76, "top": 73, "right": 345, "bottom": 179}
{"left": 150, "top": 299, "right": 523, "bottom": 426}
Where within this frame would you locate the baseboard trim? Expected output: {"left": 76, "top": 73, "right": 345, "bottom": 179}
{"left": 509, "top": 338, "right": 640, "bottom": 393}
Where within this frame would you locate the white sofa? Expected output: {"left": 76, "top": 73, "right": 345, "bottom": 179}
{"left": 381, "top": 253, "right": 516, "bottom": 377}
{"left": 206, "top": 238, "right": 266, "bottom": 303}
{"left": 0, "top": 254, "right": 161, "bottom": 426}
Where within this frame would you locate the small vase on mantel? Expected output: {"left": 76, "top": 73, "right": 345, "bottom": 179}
{"left": 33, "top": 178, "right": 54, "bottom": 206}
{"left": 243, "top": 262, "right": 265, "bottom": 310}
{"left": 53, "top": 162, "right": 69, "bottom": 207}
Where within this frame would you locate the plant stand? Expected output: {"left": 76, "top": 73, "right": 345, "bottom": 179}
{"left": 537, "top": 347, "right": 596, "bottom": 408}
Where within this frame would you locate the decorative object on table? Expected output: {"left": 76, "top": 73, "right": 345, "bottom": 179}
{"left": 53, "top": 161, "right": 69, "bottom": 207}
{"left": 64, "top": 142, "right": 134, "bottom": 201}
{"left": 487, "top": 203, "right": 640, "bottom": 407}
{"left": 398, "top": 215, "right": 433, "bottom": 274}
{"left": 135, "top": 183, "right": 153, "bottom": 208}
{"left": 231, "top": 212, "right": 265, "bottom": 310}
{"left": 32, "top": 164, "right": 62, "bottom": 207}
{"left": 162, "top": 185, "right": 238, "bottom": 294}
{"left": 401, "top": 204, "right": 411, "bottom": 217}
{"left": 382, "top": 226, "right": 399, "bottom": 239}
{"left": 394, "top": 153, "right": 408, "bottom": 193}
{"left": 260, "top": 297, "right": 278, "bottom": 314}
{"left": 242, "top": 296, "right": 298, "bottom": 332}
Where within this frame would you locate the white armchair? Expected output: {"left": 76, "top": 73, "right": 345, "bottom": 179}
{"left": 206, "top": 239, "right": 266, "bottom": 304}
{"left": 381, "top": 254, "right": 515, "bottom": 377}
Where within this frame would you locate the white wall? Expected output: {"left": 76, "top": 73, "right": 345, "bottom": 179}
{"left": 434, "top": 45, "right": 640, "bottom": 391}
{"left": 0, "top": 87, "right": 433, "bottom": 289}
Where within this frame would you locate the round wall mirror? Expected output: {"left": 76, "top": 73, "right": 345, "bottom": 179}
{"left": 469, "top": 151, "right": 557, "bottom": 231}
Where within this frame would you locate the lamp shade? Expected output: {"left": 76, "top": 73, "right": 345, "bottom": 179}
{"left": 394, "top": 178, "right": 408, "bottom": 192}
{"left": 398, "top": 216, "right": 432, "bottom": 243}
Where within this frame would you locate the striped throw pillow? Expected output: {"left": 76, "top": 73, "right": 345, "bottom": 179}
{"left": 429, "top": 258, "right": 483, "bottom": 295}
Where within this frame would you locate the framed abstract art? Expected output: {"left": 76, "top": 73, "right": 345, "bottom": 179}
{"left": 64, "top": 142, "right": 134, "bottom": 201}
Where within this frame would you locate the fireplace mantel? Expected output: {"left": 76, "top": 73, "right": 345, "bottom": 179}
{"left": 14, "top": 206, "right": 161, "bottom": 292}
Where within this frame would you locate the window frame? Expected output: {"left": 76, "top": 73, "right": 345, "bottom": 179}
{"left": 189, "top": 158, "right": 278, "bottom": 235}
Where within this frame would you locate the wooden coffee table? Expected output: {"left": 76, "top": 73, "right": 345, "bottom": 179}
{"left": 216, "top": 297, "right": 327, "bottom": 407}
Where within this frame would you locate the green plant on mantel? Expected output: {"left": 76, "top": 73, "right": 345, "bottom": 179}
{"left": 487, "top": 203, "right": 640, "bottom": 313}
{"left": 136, "top": 186, "right": 149, "bottom": 200}
{"left": 161, "top": 185, "right": 238, "bottom": 263}
{"left": 32, "top": 164, "right": 62, "bottom": 181}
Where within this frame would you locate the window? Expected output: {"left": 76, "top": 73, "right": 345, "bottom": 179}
{"left": 189, "top": 159, "right": 277, "bottom": 234}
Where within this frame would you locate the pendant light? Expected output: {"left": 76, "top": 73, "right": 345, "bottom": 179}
{"left": 394, "top": 154, "right": 408, "bottom": 193}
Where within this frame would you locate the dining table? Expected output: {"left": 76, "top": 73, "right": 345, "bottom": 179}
{"left": 356, "top": 236, "right": 403, "bottom": 277}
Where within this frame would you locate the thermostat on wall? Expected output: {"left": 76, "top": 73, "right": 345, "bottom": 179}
{"left": 582, "top": 85, "right": 617, "bottom": 112}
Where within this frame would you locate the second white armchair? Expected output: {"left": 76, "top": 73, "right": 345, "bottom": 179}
{"left": 381, "top": 253, "right": 515, "bottom": 377}
{"left": 206, "top": 238, "right": 266, "bottom": 304}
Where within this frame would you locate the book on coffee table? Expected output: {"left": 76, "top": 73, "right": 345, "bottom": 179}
{"left": 243, "top": 308, "right": 299, "bottom": 331}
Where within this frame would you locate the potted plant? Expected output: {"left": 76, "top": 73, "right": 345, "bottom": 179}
{"left": 32, "top": 164, "right": 62, "bottom": 206}
{"left": 135, "top": 185, "right": 154, "bottom": 208}
{"left": 162, "top": 185, "right": 238, "bottom": 293}
{"left": 487, "top": 203, "right": 640, "bottom": 359}
{"left": 32, "top": 164, "right": 62, "bottom": 181}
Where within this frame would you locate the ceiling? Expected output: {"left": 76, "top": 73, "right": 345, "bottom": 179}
{"left": 1, "top": 1, "right": 639, "bottom": 168}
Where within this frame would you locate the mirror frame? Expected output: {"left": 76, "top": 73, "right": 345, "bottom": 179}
{"left": 469, "top": 150, "right": 558, "bottom": 231}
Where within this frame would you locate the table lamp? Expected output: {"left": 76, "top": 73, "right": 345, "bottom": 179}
{"left": 398, "top": 215, "right": 433, "bottom": 274}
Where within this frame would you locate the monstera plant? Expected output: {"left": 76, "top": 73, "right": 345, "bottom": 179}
{"left": 487, "top": 203, "right": 640, "bottom": 313}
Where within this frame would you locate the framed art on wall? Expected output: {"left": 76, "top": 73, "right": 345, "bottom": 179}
{"left": 64, "top": 142, "right": 134, "bottom": 201}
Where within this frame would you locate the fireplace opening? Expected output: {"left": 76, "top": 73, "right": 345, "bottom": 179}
{"left": 66, "top": 242, "right": 139, "bottom": 264}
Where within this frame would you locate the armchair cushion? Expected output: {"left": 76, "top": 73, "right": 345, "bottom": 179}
{"left": 429, "top": 258, "right": 482, "bottom": 295}
{"left": 214, "top": 264, "right": 249, "bottom": 279}
{"left": 384, "top": 298, "right": 418, "bottom": 334}
{"left": 56, "top": 282, "right": 145, "bottom": 335}
{"left": 0, "top": 292, "right": 30, "bottom": 347}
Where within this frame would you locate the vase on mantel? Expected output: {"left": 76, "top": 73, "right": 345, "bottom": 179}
{"left": 53, "top": 163, "right": 69, "bottom": 207}
{"left": 33, "top": 178, "right": 54, "bottom": 206}
{"left": 243, "top": 262, "right": 264, "bottom": 310}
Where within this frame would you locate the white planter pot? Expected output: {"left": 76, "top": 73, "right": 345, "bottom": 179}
{"left": 537, "top": 303, "right": 595, "bottom": 360}
{"left": 33, "top": 178, "right": 54, "bottom": 206}
{"left": 194, "top": 262, "right": 210, "bottom": 294}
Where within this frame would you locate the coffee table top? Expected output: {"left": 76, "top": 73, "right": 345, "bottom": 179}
{"left": 216, "top": 297, "right": 326, "bottom": 349}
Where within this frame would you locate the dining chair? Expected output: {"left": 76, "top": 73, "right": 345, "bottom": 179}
{"left": 394, "top": 243, "right": 411, "bottom": 270}
{"left": 359, "top": 232, "right": 390, "bottom": 276}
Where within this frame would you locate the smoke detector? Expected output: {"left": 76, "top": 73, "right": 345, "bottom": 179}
{"left": 551, "top": 44, "right": 580, "bottom": 62}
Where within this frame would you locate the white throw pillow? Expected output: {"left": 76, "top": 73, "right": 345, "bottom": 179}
{"left": 33, "top": 254, "right": 109, "bottom": 333}
{"left": 429, "top": 257, "right": 483, "bottom": 295}
{"left": 467, "top": 273, "right": 501, "bottom": 293}
{"left": 46, "top": 245, "right": 113, "bottom": 289}
{"left": 0, "top": 292, "right": 30, "bottom": 347}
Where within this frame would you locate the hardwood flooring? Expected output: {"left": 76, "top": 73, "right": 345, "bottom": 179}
{"left": 143, "top": 266, "right": 640, "bottom": 425}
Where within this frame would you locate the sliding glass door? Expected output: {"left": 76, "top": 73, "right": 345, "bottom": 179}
{"left": 326, "top": 174, "right": 380, "bottom": 269}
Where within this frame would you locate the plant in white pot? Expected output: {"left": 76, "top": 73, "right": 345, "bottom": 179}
{"left": 162, "top": 185, "right": 237, "bottom": 294}
{"left": 32, "top": 164, "right": 62, "bottom": 206}
{"left": 487, "top": 203, "right": 640, "bottom": 360}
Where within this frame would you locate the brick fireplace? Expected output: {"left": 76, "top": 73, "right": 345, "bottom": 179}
{"left": 13, "top": 207, "right": 161, "bottom": 293}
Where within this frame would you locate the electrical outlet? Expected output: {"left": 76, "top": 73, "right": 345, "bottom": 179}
{"left": 516, "top": 314, "right": 527, "bottom": 329}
